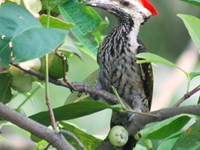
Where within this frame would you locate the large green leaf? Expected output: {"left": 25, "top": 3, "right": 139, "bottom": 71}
{"left": 180, "top": 0, "right": 200, "bottom": 7}
{"left": 59, "top": 0, "right": 105, "bottom": 59}
{"left": 30, "top": 100, "right": 121, "bottom": 126}
{"left": 178, "top": 14, "right": 200, "bottom": 52}
{"left": 60, "top": 121, "right": 102, "bottom": 150}
{"left": 137, "top": 53, "right": 179, "bottom": 68}
{"left": 0, "top": 4, "right": 67, "bottom": 66}
{"left": 0, "top": 72, "right": 13, "bottom": 104}
{"left": 39, "top": 14, "right": 74, "bottom": 29}
{"left": 137, "top": 53, "right": 188, "bottom": 76}
{"left": 136, "top": 114, "right": 199, "bottom": 140}
{"left": 173, "top": 121, "right": 200, "bottom": 150}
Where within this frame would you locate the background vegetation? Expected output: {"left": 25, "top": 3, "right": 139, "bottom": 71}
{"left": 0, "top": 0, "right": 200, "bottom": 149}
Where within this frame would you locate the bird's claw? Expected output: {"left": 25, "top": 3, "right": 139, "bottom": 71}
{"left": 71, "top": 82, "right": 89, "bottom": 97}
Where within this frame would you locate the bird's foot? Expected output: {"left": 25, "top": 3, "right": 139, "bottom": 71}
{"left": 71, "top": 81, "right": 89, "bottom": 97}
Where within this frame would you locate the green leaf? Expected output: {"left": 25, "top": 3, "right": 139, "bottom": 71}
{"left": 0, "top": 4, "right": 67, "bottom": 66}
{"left": 136, "top": 114, "right": 199, "bottom": 140}
{"left": 178, "top": 14, "right": 200, "bottom": 52}
{"left": 198, "top": 96, "right": 200, "bottom": 104}
{"left": 30, "top": 100, "right": 120, "bottom": 126}
{"left": 60, "top": 122, "right": 102, "bottom": 149}
{"left": 180, "top": 0, "right": 200, "bottom": 7}
{"left": 40, "top": 52, "right": 68, "bottom": 79}
{"left": 137, "top": 53, "right": 178, "bottom": 68}
{"left": 157, "top": 130, "right": 184, "bottom": 150}
{"left": 0, "top": 72, "right": 13, "bottom": 104}
{"left": 189, "top": 72, "right": 200, "bottom": 80}
{"left": 158, "top": 137, "right": 179, "bottom": 150}
{"left": 173, "top": 121, "right": 200, "bottom": 150}
{"left": 59, "top": 0, "right": 105, "bottom": 59}
{"left": 137, "top": 53, "right": 188, "bottom": 76}
{"left": 39, "top": 14, "right": 74, "bottom": 29}
{"left": 58, "top": 35, "right": 82, "bottom": 59}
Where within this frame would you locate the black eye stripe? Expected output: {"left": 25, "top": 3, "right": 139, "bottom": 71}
{"left": 120, "top": 0, "right": 130, "bottom": 6}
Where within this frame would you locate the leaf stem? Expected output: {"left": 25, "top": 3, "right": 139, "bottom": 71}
{"left": 44, "top": 4, "right": 57, "bottom": 130}
{"left": 16, "top": 84, "right": 42, "bottom": 110}
{"left": 174, "top": 84, "right": 200, "bottom": 107}
{"left": 111, "top": 86, "right": 126, "bottom": 110}
{"left": 111, "top": 86, "right": 156, "bottom": 117}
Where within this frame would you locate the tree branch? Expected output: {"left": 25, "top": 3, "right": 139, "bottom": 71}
{"left": 173, "top": 84, "right": 200, "bottom": 107}
{"left": 97, "top": 105, "right": 200, "bottom": 150}
{"left": 10, "top": 64, "right": 200, "bottom": 150}
{"left": 127, "top": 105, "right": 200, "bottom": 135}
{"left": 11, "top": 64, "right": 132, "bottom": 109}
{"left": 0, "top": 103, "right": 75, "bottom": 150}
{"left": 60, "top": 129, "right": 86, "bottom": 150}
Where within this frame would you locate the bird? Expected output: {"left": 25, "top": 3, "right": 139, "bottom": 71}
{"left": 86, "top": 0, "right": 158, "bottom": 116}
{"left": 85, "top": 0, "right": 158, "bottom": 148}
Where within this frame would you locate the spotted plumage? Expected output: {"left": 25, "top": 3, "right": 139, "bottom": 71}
{"left": 86, "top": 0, "right": 157, "bottom": 112}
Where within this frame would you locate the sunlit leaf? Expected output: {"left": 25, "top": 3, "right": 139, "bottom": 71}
{"left": 173, "top": 121, "right": 200, "bottom": 149}
{"left": 30, "top": 100, "right": 121, "bottom": 126}
{"left": 39, "top": 14, "right": 74, "bottom": 29}
{"left": 136, "top": 114, "right": 200, "bottom": 140}
{"left": 189, "top": 72, "right": 200, "bottom": 80}
{"left": 180, "top": 0, "right": 200, "bottom": 7}
{"left": 137, "top": 53, "right": 178, "bottom": 68}
{"left": 178, "top": 14, "right": 200, "bottom": 52}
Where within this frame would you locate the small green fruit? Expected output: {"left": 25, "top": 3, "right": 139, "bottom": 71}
{"left": 108, "top": 125, "right": 129, "bottom": 147}
{"left": 11, "top": 74, "right": 33, "bottom": 93}
{"left": 9, "top": 65, "right": 23, "bottom": 76}
{"left": 40, "top": 52, "right": 68, "bottom": 79}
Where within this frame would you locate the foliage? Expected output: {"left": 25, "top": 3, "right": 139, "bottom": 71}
{"left": 0, "top": 0, "right": 200, "bottom": 149}
{"left": 135, "top": 114, "right": 200, "bottom": 150}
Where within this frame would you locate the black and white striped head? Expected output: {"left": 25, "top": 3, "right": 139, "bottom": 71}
{"left": 85, "top": 0, "right": 158, "bottom": 24}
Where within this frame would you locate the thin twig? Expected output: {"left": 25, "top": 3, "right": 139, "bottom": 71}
{"left": 11, "top": 64, "right": 126, "bottom": 106}
{"left": 60, "top": 129, "right": 86, "bottom": 150}
{"left": 111, "top": 86, "right": 127, "bottom": 109}
{"left": 55, "top": 51, "right": 75, "bottom": 90}
{"left": 112, "top": 86, "right": 157, "bottom": 117}
{"left": 46, "top": 96, "right": 57, "bottom": 130}
{"left": 44, "top": 144, "right": 51, "bottom": 150}
{"left": 173, "top": 84, "right": 200, "bottom": 107}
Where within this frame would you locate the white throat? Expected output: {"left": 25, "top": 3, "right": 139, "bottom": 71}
{"left": 128, "top": 18, "right": 143, "bottom": 53}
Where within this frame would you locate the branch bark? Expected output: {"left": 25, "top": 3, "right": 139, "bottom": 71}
{"left": 0, "top": 103, "right": 75, "bottom": 150}
{"left": 97, "top": 105, "right": 200, "bottom": 150}
{"left": 127, "top": 105, "right": 200, "bottom": 135}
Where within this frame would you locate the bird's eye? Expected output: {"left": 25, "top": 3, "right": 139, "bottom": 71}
{"left": 120, "top": 0, "right": 130, "bottom": 6}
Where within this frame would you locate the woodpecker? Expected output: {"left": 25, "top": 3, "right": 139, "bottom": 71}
{"left": 86, "top": 0, "right": 158, "bottom": 113}
{"left": 85, "top": 0, "right": 158, "bottom": 149}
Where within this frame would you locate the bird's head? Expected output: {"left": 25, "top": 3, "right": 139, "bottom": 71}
{"left": 85, "top": 0, "right": 158, "bottom": 24}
